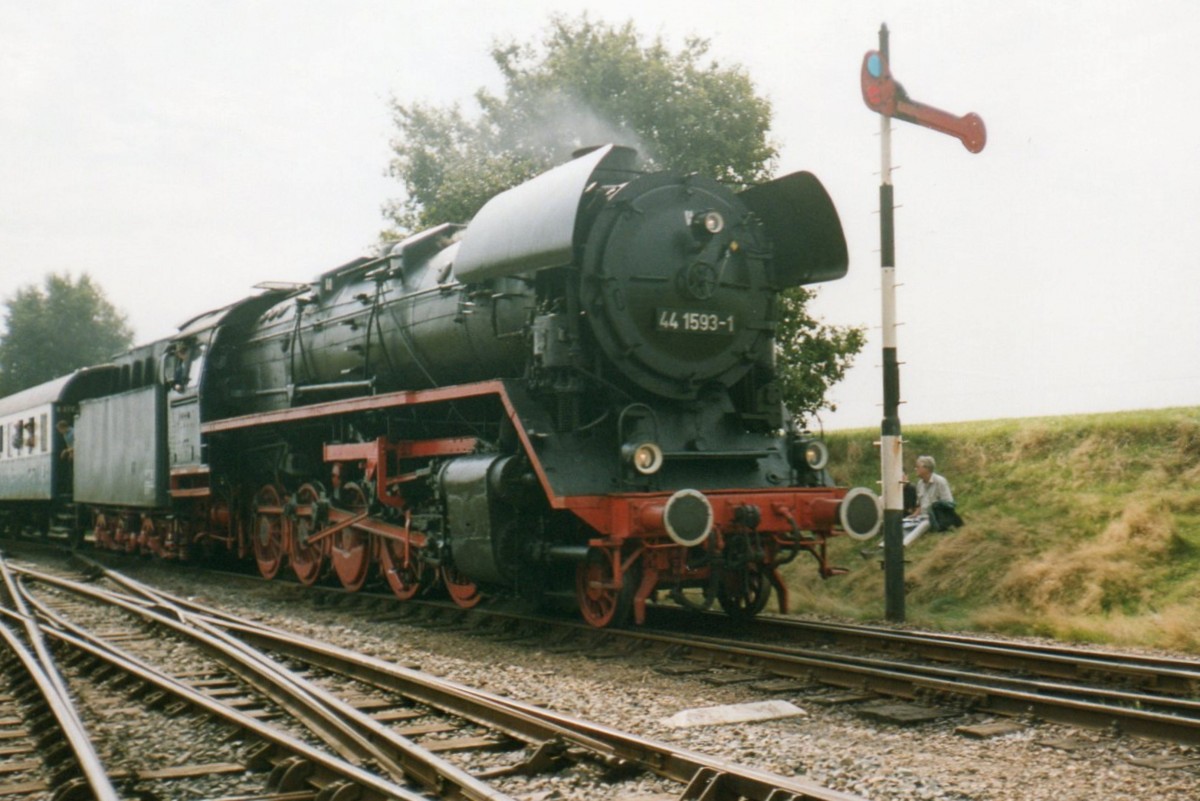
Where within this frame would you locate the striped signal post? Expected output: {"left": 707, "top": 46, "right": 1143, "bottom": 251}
{"left": 860, "top": 24, "right": 986, "bottom": 621}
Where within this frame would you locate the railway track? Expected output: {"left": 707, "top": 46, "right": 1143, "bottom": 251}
{"left": 6, "top": 541, "right": 1200, "bottom": 799}
{"left": 200, "top": 573, "right": 1200, "bottom": 749}
{"left": 542, "top": 608, "right": 1200, "bottom": 745}
{"left": 1, "top": 551, "right": 865, "bottom": 801}
{"left": 146, "top": 560, "right": 1200, "bottom": 748}
{"left": 661, "top": 609, "right": 1200, "bottom": 697}
{"left": 3, "top": 555, "right": 434, "bottom": 799}
{"left": 631, "top": 613, "right": 1200, "bottom": 745}
{"left": 0, "top": 556, "right": 118, "bottom": 800}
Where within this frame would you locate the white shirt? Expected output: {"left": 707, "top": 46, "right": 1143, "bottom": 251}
{"left": 916, "top": 473, "right": 953, "bottom": 515}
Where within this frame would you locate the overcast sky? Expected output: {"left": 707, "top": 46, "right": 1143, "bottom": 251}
{"left": 2, "top": 1, "right": 1196, "bottom": 430}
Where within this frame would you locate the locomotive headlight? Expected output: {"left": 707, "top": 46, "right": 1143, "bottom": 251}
{"left": 623, "top": 441, "right": 664, "bottom": 475}
{"left": 690, "top": 210, "right": 725, "bottom": 236}
{"left": 790, "top": 437, "right": 829, "bottom": 471}
{"left": 804, "top": 440, "right": 830, "bottom": 471}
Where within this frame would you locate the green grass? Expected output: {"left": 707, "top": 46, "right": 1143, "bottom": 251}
{"left": 781, "top": 407, "right": 1200, "bottom": 652}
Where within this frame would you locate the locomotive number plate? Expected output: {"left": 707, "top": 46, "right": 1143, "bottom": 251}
{"left": 655, "top": 309, "right": 736, "bottom": 334}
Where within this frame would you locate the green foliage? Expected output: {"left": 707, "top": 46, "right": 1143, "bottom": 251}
{"left": 790, "top": 407, "right": 1200, "bottom": 652}
{"left": 385, "top": 13, "right": 863, "bottom": 420}
{"left": 775, "top": 287, "right": 866, "bottom": 424}
{"left": 0, "top": 273, "right": 133, "bottom": 394}
{"left": 386, "top": 15, "right": 776, "bottom": 233}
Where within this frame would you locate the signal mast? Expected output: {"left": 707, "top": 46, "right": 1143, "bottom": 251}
{"left": 860, "top": 24, "right": 986, "bottom": 621}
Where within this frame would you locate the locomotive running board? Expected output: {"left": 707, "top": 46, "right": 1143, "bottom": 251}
{"left": 202, "top": 380, "right": 854, "bottom": 542}
{"left": 201, "top": 379, "right": 566, "bottom": 507}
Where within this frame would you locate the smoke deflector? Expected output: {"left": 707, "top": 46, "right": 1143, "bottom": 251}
{"left": 738, "top": 171, "right": 849, "bottom": 288}
{"left": 453, "top": 144, "right": 635, "bottom": 283}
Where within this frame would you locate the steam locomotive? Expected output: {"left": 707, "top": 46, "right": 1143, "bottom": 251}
{"left": 0, "top": 145, "right": 880, "bottom": 627}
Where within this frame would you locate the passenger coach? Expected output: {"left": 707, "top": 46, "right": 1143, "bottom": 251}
{"left": 0, "top": 366, "right": 116, "bottom": 536}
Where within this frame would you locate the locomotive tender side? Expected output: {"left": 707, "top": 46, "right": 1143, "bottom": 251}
{"left": 9, "top": 145, "right": 881, "bottom": 627}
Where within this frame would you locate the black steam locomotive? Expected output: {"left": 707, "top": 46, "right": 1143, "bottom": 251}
{"left": 0, "top": 145, "right": 879, "bottom": 626}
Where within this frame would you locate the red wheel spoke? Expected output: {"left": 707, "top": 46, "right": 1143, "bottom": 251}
{"left": 331, "top": 484, "right": 371, "bottom": 592}
{"left": 575, "top": 547, "right": 636, "bottom": 628}
{"left": 253, "top": 485, "right": 285, "bottom": 580}
{"left": 717, "top": 562, "right": 772, "bottom": 622}
{"left": 289, "top": 483, "right": 327, "bottom": 586}
{"left": 442, "top": 564, "right": 481, "bottom": 609}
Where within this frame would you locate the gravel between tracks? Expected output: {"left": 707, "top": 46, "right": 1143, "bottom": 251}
{"left": 84, "top": 560, "right": 1200, "bottom": 801}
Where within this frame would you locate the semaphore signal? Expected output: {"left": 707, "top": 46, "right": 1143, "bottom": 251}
{"left": 862, "top": 24, "right": 986, "bottom": 622}
{"left": 861, "top": 48, "right": 987, "bottom": 153}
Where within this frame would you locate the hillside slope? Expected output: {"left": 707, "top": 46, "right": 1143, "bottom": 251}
{"left": 782, "top": 407, "right": 1200, "bottom": 652}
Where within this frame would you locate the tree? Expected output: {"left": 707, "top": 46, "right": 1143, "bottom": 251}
{"left": 385, "top": 14, "right": 862, "bottom": 422}
{"left": 774, "top": 288, "right": 867, "bottom": 423}
{"left": 386, "top": 15, "right": 776, "bottom": 233}
{"left": 0, "top": 273, "right": 133, "bottom": 394}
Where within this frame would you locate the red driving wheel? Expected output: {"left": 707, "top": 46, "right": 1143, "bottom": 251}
{"left": 253, "top": 484, "right": 286, "bottom": 580}
{"left": 289, "top": 483, "right": 327, "bottom": 586}
{"left": 331, "top": 483, "right": 371, "bottom": 592}
{"left": 441, "top": 563, "right": 482, "bottom": 609}
{"left": 378, "top": 523, "right": 427, "bottom": 601}
{"left": 576, "top": 547, "right": 637, "bottom": 628}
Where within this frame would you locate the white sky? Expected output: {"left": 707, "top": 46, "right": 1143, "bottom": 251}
{"left": 1, "top": 0, "right": 1196, "bottom": 430}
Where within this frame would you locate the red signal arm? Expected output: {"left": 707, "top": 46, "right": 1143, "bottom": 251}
{"left": 861, "top": 50, "right": 986, "bottom": 153}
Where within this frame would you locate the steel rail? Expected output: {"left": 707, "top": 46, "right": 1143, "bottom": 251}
{"left": 85, "top": 561, "right": 1200, "bottom": 745}
{"left": 292, "top": 593, "right": 1200, "bottom": 747}
{"left": 645, "top": 626, "right": 1200, "bottom": 718}
{"left": 78, "top": 557, "right": 1200, "bottom": 745}
{"left": 355, "top": 597, "right": 1200, "bottom": 726}
{"left": 372, "top": 599, "right": 1200, "bottom": 743}
{"left": 0, "top": 614, "right": 120, "bottom": 800}
{"left": 274, "top": 582, "right": 1200, "bottom": 699}
{"left": 27, "top": 571, "right": 403, "bottom": 770}
{"left": 18, "top": 590, "right": 427, "bottom": 801}
{"left": 0, "top": 554, "right": 120, "bottom": 801}
{"left": 568, "top": 624, "right": 1200, "bottom": 745}
{"left": 88, "top": 563, "right": 865, "bottom": 801}
{"left": 16, "top": 566, "right": 516, "bottom": 801}
{"left": 161, "top": 600, "right": 516, "bottom": 801}
{"left": 189, "top": 615, "right": 867, "bottom": 801}
{"left": 679, "top": 611, "right": 1200, "bottom": 696}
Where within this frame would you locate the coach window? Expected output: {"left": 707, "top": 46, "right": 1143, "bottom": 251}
{"left": 40, "top": 414, "right": 47, "bottom": 452}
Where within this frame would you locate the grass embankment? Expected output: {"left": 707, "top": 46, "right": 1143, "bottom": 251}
{"left": 780, "top": 407, "right": 1200, "bottom": 652}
